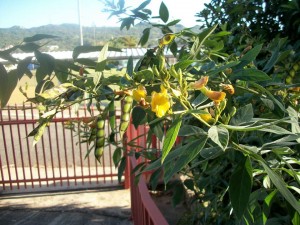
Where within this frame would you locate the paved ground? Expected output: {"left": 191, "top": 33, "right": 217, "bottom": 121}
{"left": 0, "top": 188, "right": 132, "bottom": 225}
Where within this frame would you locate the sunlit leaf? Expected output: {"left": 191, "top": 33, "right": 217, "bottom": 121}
{"left": 161, "top": 117, "right": 182, "bottom": 163}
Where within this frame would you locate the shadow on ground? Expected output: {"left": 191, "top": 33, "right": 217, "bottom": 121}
{"left": 0, "top": 189, "right": 132, "bottom": 225}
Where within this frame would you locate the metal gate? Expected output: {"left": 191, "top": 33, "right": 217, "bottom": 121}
{"left": 0, "top": 104, "right": 122, "bottom": 194}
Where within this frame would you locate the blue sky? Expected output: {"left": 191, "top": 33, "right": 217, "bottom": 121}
{"left": 0, "top": 0, "right": 210, "bottom": 28}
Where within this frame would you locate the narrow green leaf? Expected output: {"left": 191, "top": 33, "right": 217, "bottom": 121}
{"left": 164, "top": 138, "right": 207, "bottom": 183}
{"left": 113, "top": 147, "right": 122, "bottom": 167}
{"left": 23, "top": 34, "right": 58, "bottom": 42}
{"left": 167, "top": 19, "right": 181, "bottom": 26}
{"left": 126, "top": 56, "right": 134, "bottom": 77}
{"left": 230, "top": 68, "right": 271, "bottom": 82}
{"left": 133, "top": 0, "right": 151, "bottom": 11}
{"left": 208, "top": 125, "right": 229, "bottom": 150}
{"left": 161, "top": 117, "right": 182, "bottom": 163}
{"left": 229, "top": 156, "right": 253, "bottom": 219}
{"left": 159, "top": 1, "right": 169, "bottom": 23}
{"left": 118, "top": 156, "right": 126, "bottom": 183}
{"left": 139, "top": 28, "right": 150, "bottom": 46}
{"left": 239, "top": 44, "right": 263, "bottom": 67}
{"left": 72, "top": 45, "right": 122, "bottom": 59}
{"left": 261, "top": 161, "right": 300, "bottom": 214}
{"left": 174, "top": 60, "right": 197, "bottom": 71}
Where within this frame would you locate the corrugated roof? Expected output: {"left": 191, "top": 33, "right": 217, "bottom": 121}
{"left": 0, "top": 48, "right": 175, "bottom": 65}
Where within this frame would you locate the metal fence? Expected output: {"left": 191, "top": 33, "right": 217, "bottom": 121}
{"left": 129, "top": 156, "right": 169, "bottom": 225}
{"left": 0, "top": 104, "right": 121, "bottom": 194}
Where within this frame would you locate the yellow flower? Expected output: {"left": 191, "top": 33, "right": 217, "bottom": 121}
{"left": 191, "top": 76, "right": 226, "bottom": 105}
{"left": 151, "top": 86, "right": 171, "bottom": 118}
{"left": 159, "top": 33, "right": 175, "bottom": 48}
{"left": 190, "top": 76, "right": 209, "bottom": 89}
{"left": 132, "top": 85, "right": 147, "bottom": 102}
{"left": 202, "top": 88, "right": 226, "bottom": 105}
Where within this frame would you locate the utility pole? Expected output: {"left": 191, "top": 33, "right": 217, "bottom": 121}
{"left": 78, "top": 0, "right": 83, "bottom": 45}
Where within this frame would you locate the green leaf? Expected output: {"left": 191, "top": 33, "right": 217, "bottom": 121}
{"left": 161, "top": 117, "right": 182, "bottom": 163}
{"left": 207, "top": 61, "right": 240, "bottom": 76}
{"left": 208, "top": 125, "right": 229, "bottom": 150}
{"left": 126, "top": 56, "right": 134, "bottom": 77}
{"left": 75, "top": 58, "right": 97, "bottom": 67}
{"left": 72, "top": 45, "right": 121, "bottom": 59}
{"left": 292, "top": 210, "right": 300, "bottom": 225}
{"left": 35, "top": 50, "right": 55, "bottom": 77}
{"left": 287, "top": 106, "right": 300, "bottom": 143}
{"left": 260, "top": 160, "right": 300, "bottom": 214}
{"left": 200, "top": 146, "right": 223, "bottom": 159}
{"left": 167, "top": 19, "right": 181, "bottom": 26}
{"left": 16, "top": 56, "right": 33, "bottom": 79}
{"left": 190, "top": 24, "right": 218, "bottom": 60}
{"left": 0, "top": 66, "right": 19, "bottom": 108}
{"left": 230, "top": 68, "right": 271, "bottom": 82}
{"left": 139, "top": 28, "right": 150, "bottom": 46}
{"left": 134, "top": 69, "right": 154, "bottom": 82}
{"left": 159, "top": 1, "right": 169, "bottom": 23}
{"left": 132, "top": 106, "right": 147, "bottom": 129}
{"left": 178, "top": 125, "right": 206, "bottom": 137}
{"left": 113, "top": 147, "right": 122, "bottom": 167}
{"left": 172, "top": 183, "right": 185, "bottom": 207}
{"left": 148, "top": 113, "right": 164, "bottom": 141}
{"left": 174, "top": 60, "right": 197, "bottom": 71}
{"left": 118, "top": 156, "right": 126, "bottom": 183}
{"left": 19, "top": 42, "right": 40, "bottom": 52}
{"left": 23, "top": 34, "right": 58, "bottom": 42}
{"left": 54, "top": 60, "right": 69, "bottom": 83}
{"left": 230, "top": 103, "right": 254, "bottom": 125}
{"left": 95, "top": 43, "right": 109, "bottom": 72}
{"left": 164, "top": 138, "right": 207, "bottom": 183}
{"left": 149, "top": 168, "right": 162, "bottom": 190}
{"left": 238, "top": 44, "right": 263, "bottom": 68}
{"left": 120, "top": 17, "right": 135, "bottom": 30}
{"left": 229, "top": 156, "right": 253, "bottom": 219}
{"left": 133, "top": 0, "right": 151, "bottom": 11}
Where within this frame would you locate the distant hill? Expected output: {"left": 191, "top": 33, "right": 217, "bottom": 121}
{"left": 0, "top": 23, "right": 195, "bottom": 51}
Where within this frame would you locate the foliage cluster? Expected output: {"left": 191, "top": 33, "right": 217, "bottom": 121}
{"left": 0, "top": 0, "right": 300, "bottom": 224}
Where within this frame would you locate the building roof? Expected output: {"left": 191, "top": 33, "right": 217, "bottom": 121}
{"left": 0, "top": 48, "right": 175, "bottom": 65}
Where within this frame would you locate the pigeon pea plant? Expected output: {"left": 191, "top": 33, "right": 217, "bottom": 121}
{"left": 0, "top": 0, "right": 300, "bottom": 224}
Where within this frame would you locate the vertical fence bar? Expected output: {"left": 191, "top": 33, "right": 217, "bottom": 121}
{"left": 54, "top": 121, "right": 63, "bottom": 186}
{"left": 47, "top": 125, "right": 56, "bottom": 187}
{"left": 15, "top": 105, "right": 27, "bottom": 189}
{"left": 61, "top": 110, "right": 70, "bottom": 186}
{"left": 77, "top": 118, "right": 84, "bottom": 185}
{"left": 41, "top": 130, "right": 49, "bottom": 187}
{"left": 24, "top": 103, "right": 34, "bottom": 188}
{"left": 0, "top": 108, "right": 10, "bottom": 190}
{"left": 8, "top": 106, "right": 20, "bottom": 189}
{"left": 69, "top": 108, "right": 77, "bottom": 186}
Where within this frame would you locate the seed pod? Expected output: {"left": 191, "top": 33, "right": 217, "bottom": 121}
{"left": 119, "top": 95, "right": 133, "bottom": 138}
{"left": 95, "top": 116, "right": 105, "bottom": 163}
{"left": 169, "top": 65, "right": 178, "bottom": 79}
{"left": 152, "top": 65, "right": 160, "bottom": 77}
{"left": 158, "top": 54, "right": 165, "bottom": 71}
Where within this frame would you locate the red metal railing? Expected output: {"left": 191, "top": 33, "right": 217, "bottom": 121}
{"left": 0, "top": 104, "right": 122, "bottom": 194}
{"left": 129, "top": 156, "right": 169, "bottom": 225}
